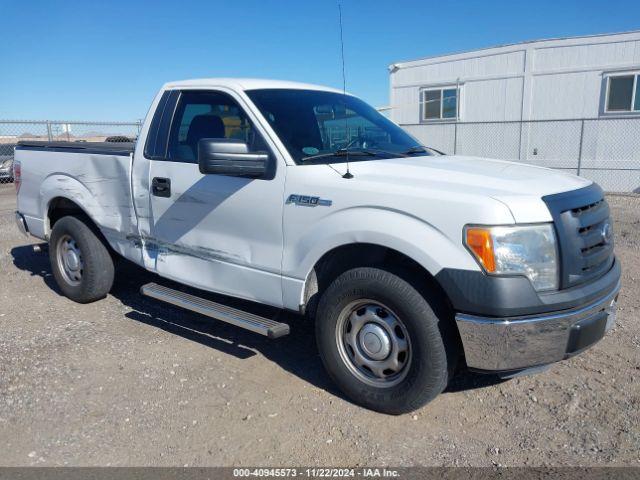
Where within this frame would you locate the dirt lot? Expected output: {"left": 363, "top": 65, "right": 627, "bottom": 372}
{"left": 0, "top": 183, "right": 638, "bottom": 467}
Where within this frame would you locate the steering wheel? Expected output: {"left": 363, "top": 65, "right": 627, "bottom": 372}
{"left": 361, "top": 137, "right": 380, "bottom": 149}
{"left": 343, "top": 134, "right": 379, "bottom": 150}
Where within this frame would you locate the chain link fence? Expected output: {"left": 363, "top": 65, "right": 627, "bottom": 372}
{"left": 0, "top": 120, "right": 141, "bottom": 184}
{"left": 400, "top": 117, "right": 640, "bottom": 193}
{"left": 2, "top": 117, "right": 639, "bottom": 193}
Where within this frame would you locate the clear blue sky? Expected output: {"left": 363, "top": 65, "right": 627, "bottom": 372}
{"left": 1, "top": 0, "right": 639, "bottom": 121}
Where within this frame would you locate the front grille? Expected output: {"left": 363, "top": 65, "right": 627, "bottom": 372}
{"left": 543, "top": 184, "right": 615, "bottom": 289}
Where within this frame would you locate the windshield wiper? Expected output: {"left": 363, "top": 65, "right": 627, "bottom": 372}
{"left": 301, "top": 148, "right": 378, "bottom": 162}
{"left": 402, "top": 145, "right": 429, "bottom": 155}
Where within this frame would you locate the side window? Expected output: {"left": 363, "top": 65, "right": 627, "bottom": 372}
{"left": 143, "top": 90, "right": 180, "bottom": 159}
{"left": 167, "top": 91, "right": 268, "bottom": 162}
{"left": 143, "top": 91, "right": 170, "bottom": 159}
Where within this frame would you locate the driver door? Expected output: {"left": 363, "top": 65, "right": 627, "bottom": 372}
{"left": 146, "top": 89, "right": 285, "bottom": 308}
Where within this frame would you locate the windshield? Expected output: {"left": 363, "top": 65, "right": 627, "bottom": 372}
{"left": 245, "top": 89, "right": 433, "bottom": 164}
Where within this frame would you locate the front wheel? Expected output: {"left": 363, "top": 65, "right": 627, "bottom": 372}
{"left": 316, "top": 267, "right": 456, "bottom": 414}
{"left": 49, "top": 215, "right": 115, "bottom": 303}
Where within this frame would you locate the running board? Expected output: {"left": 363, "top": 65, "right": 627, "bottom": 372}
{"left": 140, "top": 282, "right": 290, "bottom": 339}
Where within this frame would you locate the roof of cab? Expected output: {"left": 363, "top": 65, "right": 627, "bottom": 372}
{"left": 163, "top": 78, "right": 345, "bottom": 94}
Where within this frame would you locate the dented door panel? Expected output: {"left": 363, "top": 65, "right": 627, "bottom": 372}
{"left": 145, "top": 160, "right": 286, "bottom": 307}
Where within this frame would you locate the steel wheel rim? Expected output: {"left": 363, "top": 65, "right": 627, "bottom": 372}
{"left": 56, "top": 234, "right": 83, "bottom": 286}
{"left": 336, "top": 300, "right": 412, "bottom": 388}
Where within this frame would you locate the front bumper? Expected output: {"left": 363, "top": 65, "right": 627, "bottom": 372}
{"left": 455, "top": 279, "right": 621, "bottom": 371}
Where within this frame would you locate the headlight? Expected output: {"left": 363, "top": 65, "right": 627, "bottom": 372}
{"left": 464, "top": 223, "right": 558, "bottom": 291}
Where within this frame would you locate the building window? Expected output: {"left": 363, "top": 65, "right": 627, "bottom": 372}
{"left": 606, "top": 74, "right": 639, "bottom": 112}
{"left": 421, "top": 87, "right": 459, "bottom": 121}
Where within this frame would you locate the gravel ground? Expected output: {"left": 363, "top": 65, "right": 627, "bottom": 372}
{"left": 0, "top": 184, "right": 638, "bottom": 467}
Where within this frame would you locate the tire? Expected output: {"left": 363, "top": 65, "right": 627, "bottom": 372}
{"left": 49, "top": 215, "right": 115, "bottom": 303}
{"left": 315, "top": 267, "right": 457, "bottom": 414}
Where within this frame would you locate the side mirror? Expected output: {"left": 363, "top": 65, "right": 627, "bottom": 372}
{"left": 198, "top": 138, "right": 268, "bottom": 178}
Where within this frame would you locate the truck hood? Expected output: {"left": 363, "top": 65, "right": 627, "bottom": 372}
{"left": 346, "top": 155, "right": 592, "bottom": 222}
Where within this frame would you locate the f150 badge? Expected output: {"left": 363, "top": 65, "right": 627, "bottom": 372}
{"left": 286, "top": 194, "right": 332, "bottom": 207}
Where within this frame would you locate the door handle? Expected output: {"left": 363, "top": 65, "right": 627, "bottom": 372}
{"left": 152, "top": 177, "right": 171, "bottom": 197}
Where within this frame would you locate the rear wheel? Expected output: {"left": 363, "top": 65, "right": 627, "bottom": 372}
{"left": 316, "top": 267, "right": 456, "bottom": 414}
{"left": 49, "top": 216, "right": 115, "bottom": 303}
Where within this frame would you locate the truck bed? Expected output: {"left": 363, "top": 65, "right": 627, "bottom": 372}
{"left": 15, "top": 139, "right": 141, "bottom": 265}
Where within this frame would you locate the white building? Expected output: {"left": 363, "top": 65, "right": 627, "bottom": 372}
{"left": 388, "top": 31, "right": 640, "bottom": 192}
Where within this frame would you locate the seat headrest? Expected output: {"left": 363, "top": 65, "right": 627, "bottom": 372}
{"left": 187, "top": 115, "right": 225, "bottom": 146}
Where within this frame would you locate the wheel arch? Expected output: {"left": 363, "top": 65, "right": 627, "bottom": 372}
{"left": 46, "top": 196, "right": 115, "bottom": 256}
{"left": 301, "top": 242, "right": 454, "bottom": 323}
{"left": 40, "top": 174, "right": 104, "bottom": 236}
{"left": 48, "top": 196, "right": 92, "bottom": 230}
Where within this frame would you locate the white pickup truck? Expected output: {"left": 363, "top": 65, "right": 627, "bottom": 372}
{"left": 14, "top": 79, "right": 621, "bottom": 414}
